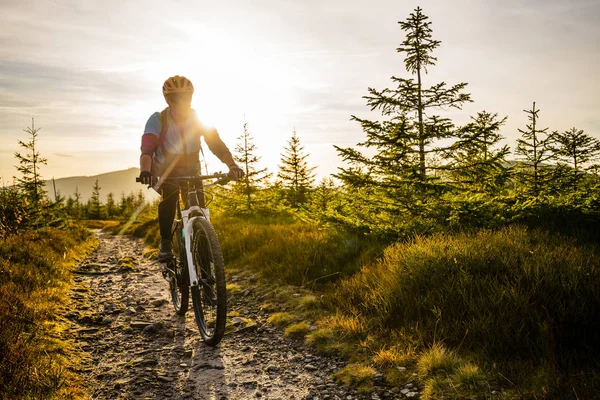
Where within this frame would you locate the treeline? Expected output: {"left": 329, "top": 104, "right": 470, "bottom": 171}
{"left": 0, "top": 120, "right": 146, "bottom": 238}
{"left": 61, "top": 180, "right": 145, "bottom": 221}
{"left": 219, "top": 7, "right": 600, "bottom": 241}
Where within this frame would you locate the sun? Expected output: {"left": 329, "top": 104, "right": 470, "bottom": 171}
{"left": 130, "top": 21, "right": 306, "bottom": 171}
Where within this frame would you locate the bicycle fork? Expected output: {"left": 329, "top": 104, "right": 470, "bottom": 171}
{"left": 183, "top": 216, "right": 200, "bottom": 287}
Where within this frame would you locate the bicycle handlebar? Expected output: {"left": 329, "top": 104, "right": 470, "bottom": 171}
{"left": 136, "top": 173, "right": 231, "bottom": 186}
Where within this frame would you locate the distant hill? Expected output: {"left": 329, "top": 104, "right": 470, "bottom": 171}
{"left": 44, "top": 168, "right": 160, "bottom": 203}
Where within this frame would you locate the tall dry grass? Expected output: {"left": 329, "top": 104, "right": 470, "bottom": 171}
{"left": 0, "top": 225, "right": 94, "bottom": 399}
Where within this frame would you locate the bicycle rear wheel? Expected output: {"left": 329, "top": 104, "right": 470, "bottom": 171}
{"left": 190, "top": 217, "right": 227, "bottom": 346}
{"left": 169, "top": 219, "right": 189, "bottom": 315}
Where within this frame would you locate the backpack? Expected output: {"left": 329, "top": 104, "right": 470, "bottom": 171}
{"left": 152, "top": 108, "right": 206, "bottom": 177}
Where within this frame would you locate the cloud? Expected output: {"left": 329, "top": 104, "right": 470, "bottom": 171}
{"left": 1, "top": 0, "right": 599, "bottom": 182}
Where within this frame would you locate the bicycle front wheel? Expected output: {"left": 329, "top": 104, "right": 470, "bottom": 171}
{"left": 190, "top": 217, "right": 227, "bottom": 346}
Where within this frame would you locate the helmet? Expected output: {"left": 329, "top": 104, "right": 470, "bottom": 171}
{"left": 162, "top": 75, "right": 194, "bottom": 96}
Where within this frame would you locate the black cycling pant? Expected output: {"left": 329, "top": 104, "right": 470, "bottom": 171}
{"left": 158, "top": 183, "right": 205, "bottom": 241}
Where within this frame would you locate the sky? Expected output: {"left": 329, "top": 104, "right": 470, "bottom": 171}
{"left": 1, "top": 0, "right": 599, "bottom": 183}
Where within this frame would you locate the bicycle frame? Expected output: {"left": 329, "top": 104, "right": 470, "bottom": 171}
{"left": 168, "top": 174, "right": 226, "bottom": 287}
{"left": 181, "top": 202, "right": 204, "bottom": 287}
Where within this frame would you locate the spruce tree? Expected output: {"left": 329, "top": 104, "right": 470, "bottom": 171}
{"left": 65, "top": 196, "right": 76, "bottom": 218}
{"left": 73, "top": 186, "right": 82, "bottom": 219}
{"left": 119, "top": 192, "right": 127, "bottom": 215}
{"left": 449, "top": 111, "right": 510, "bottom": 192}
{"left": 334, "top": 7, "right": 471, "bottom": 224}
{"left": 14, "top": 118, "right": 47, "bottom": 207}
{"left": 551, "top": 127, "right": 600, "bottom": 172}
{"left": 311, "top": 177, "right": 338, "bottom": 212}
{"left": 88, "top": 179, "right": 102, "bottom": 219}
{"left": 106, "top": 192, "right": 116, "bottom": 217}
{"left": 233, "top": 122, "right": 271, "bottom": 211}
{"left": 0, "top": 178, "right": 27, "bottom": 237}
{"left": 278, "top": 128, "right": 317, "bottom": 208}
{"left": 515, "top": 102, "right": 553, "bottom": 195}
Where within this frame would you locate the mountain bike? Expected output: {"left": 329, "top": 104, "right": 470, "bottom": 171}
{"left": 137, "top": 173, "right": 229, "bottom": 346}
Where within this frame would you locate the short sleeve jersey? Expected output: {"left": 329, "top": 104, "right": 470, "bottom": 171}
{"left": 143, "top": 109, "right": 202, "bottom": 164}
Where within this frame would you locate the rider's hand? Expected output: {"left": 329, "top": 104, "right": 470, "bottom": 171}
{"left": 139, "top": 170, "right": 153, "bottom": 185}
{"left": 228, "top": 164, "right": 245, "bottom": 181}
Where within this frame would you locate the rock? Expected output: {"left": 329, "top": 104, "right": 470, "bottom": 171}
{"left": 133, "top": 358, "right": 157, "bottom": 367}
{"left": 151, "top": 299, "right": 168, "bottom": 307}
{"left": 78, "top": 327, "right": 99, "bottom": 334}
{"left": 66, "top": 311, "right": 79, "bottom": 320}
{"left": 406, "top": 393, "right": 418, "bottom": 398}
{"left": 235, "top": 323, "right": 258, "bottom": 334}
{"left": 77, "top": 315, "right": 94, "bottom": 324}
{"left": 401, "top": 389, "right": 410, "bottom": 395}
{"left": 305, "top": 364, "right": 318, "bottom": 371}
{"left": 130, "top": 321, "right": 152, "bottom": 329}
{"left": 142, "top": 322, "right": 164, "bottom": 334}
{"left": 266, "top": 364, "right": 280, "bottom": 373}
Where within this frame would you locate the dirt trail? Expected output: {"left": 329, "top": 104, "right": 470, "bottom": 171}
{"left": 66, "top": 229, "right": 387, "bottom": 400}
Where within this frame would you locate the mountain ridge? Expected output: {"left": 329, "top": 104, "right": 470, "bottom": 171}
{"left": 44, "top": 167, "right": 159, "bottom": 203}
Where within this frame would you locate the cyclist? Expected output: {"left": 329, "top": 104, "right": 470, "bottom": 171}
{"left": 138, "top": 75, "right": 244, "bottom": 261}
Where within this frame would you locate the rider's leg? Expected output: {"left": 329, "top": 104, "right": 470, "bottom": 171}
{"left": 158, "top": 183, "right": 179, "bottom": 260}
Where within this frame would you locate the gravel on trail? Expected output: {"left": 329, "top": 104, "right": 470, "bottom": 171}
{"left": 66, "top": 230, "right": 407, "bottom": 400}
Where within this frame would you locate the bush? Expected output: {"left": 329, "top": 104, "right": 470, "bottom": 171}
{"left": 329, "top": 225, "right": 600, "bottom": 364}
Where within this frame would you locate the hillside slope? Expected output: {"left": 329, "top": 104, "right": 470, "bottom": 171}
{"left": 44, "top": 168, "right": 159, "bottom": 203}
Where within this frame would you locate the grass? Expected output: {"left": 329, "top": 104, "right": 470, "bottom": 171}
{"left": 417, "top": 343, "right": 461, "bottom": 378}
{"left": 82, "top": 220, "right": 120, "bottom": 230}
{"left": 453, "top": 363, "right": 487, "bottom": 391}
{"left": 267, "top": 312, "right": 298, "bottom": 327}
{"left": 284, "top": 322, "right": 311, "bottom": 339}
{"left": 325, "top": 225, "right": 600, "bottom": 397}
{"left": 373, "top": 346, "right": 415, "bottom": 368}
{"left": 0, "top": 224, "right": 95, "bottom": 399}
{"left": 330, "top": 226, "right": 600, "bottom": 358}
{"left": 299, "top": 294, "right": 319, "bottom": 309}
{"left": 211, "top": 211, "right": 385, "bottom": 286}
{"left": 113, "top": 203, "right": 600, "bottom": 398}
{"left": 332, "top": 363, "right": 377, "bottom": 394}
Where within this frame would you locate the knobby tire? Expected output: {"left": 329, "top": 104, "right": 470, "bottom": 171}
{"left": 190, "top": 217, "right": 227, "bottom": 346}
{"left": 170, "top": 219, "right": 189, "bottom": 315}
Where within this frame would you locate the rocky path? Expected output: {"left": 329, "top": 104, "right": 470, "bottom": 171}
{"left": 66, "top": 230, "right": 381, "bottom": 400}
